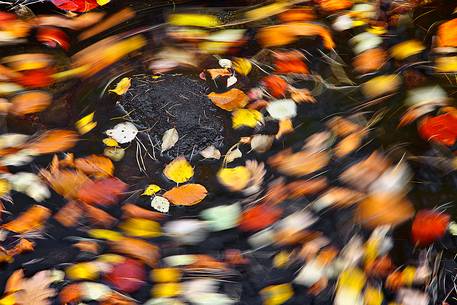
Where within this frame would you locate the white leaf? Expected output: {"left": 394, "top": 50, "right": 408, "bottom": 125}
{"left": 106, "top": 122, "right": 138, "bottom": 144}
{"left": 209, "top": 30, "right": 246, "bottom": 42}
{"left": 225, "top": 148, "right": 242, "bottom": 164}
{"left": 250, "top": 134, "right": 274, "bottom": 153}
{"left": 227, "top": 76, "right": 237, "bottom": 88}
{"left": 80, "top": 282, "right": 111, "bottom": 301}
{"left": 151, "top": 196, "right": 170, "bottom": 213}
{"left": 0, "top": 133, "right": 29, "bottom": 149}
{"left": 161, "top": 128, "right": 179, "bottom": 153}
{"left": 218, "top": 58, "right": 232, "bottom": 68}
{"left": 164, "top": 220, "right": 208, "bottom": 244}
{"left": 200, "top": 145, "right": 221, "bottom": 159}
{"left": 294, "top": 259, "right": 325, "bottom": 286}
{"left": 266, "top": 99, "right": 297, "bottom": 120}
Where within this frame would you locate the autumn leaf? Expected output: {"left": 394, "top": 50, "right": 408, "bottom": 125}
{"left": 217, "top": 166, "right": 251, "bottom": 192}
{"left": 287, "top": 178, "right": 328, "bottom": 199}
{"left": 208, "top": 88, "right": 248, "bottom": 111}
{"left": 390, "top": 40, "right": 425, "bottom": 60}
{"left": 75, "top": 154, "right": 114, "bottom": 178}
{"left": 15, "top": 270, "right": 56, "bottom": 305}
{"left": 163, "top": 156, "right": 194, "bottom": 183}
{"left": 26, "top": 130, "right": 78, "bottom": 154}
{"left": 200, "top": 145, "right": 221, "bottom": 159}
{"left": 142, "top": 184, "right": 161, "bottom": 196}
{"left": 361, "top": 75, "right": 401, "bottom": 98}
{"left": 268, "top": 148, "right": 329, "bottom": 176}
{"left": 418, "top": 114, "right": 457, "bottom": 146}
{"left": 262, "top": 75, "right": 288, "bottom": 98}
{"left": 232, "top": 109, "right": 263, "bottom": 129}
{"left": 161, "top": 128, "right": 179, "bottom": 153}
{"left": 122, "top": 203, "right": 165, "bottom": 220}
{"left": 9, "top": 91, "right": 51, "bottom": 116}
{"left": 109, "top": 77, "right": 131, "bottom": 95}
{"left": 54, "top": 200, "right": 83, "bottom": 227}
{"left": 164, "top": 184, "right": 207, "bottom": 206}
{"left": 77, "top": 177, "right": 127, "bottom": 205}
{"left": 109, "top": 237, "right": 159, "bottom": 266}
{"left": 76, "top": 112, "right": 97, "bottom": 135}
{"left": 119, "top": 218, "right": 161, "bottom": 238}
{"left": 437, "top": 18, "right": 457, "bottom": 48}
{"left": 233, "top": 58, "right": 252, "bottom": 76}
{"left": 41, "top": 169, "right": 90, "bottom": 199}
{"left": 2, "top": 205, "right": 51, "bottom": 233}
{"left": 290, "top": 88, "right": 315, "bottom": 103}
{"left": 353, "top": 48, "right": 386, "bottom": 73}
{"left": 83, "top": 202, "right": 116, "bottom": 227}
{"left": 239, "top": 204, "right": 282, "bottom": 231}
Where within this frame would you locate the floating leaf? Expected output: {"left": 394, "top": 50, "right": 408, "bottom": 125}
{"left": 109, "top": 237, "right": 159, "bottom": 266}
{"left": 390, "top": 40, "right": 425, "bottom": 60}
{"left": 161, "top": 128, "right": 179, "bottom": 153}
{"left": 262, "top": 75, "right": 288, "bottom": 98}
{"left": 361, "top": 75, "right": 401, "bottom": 98}
{"left": 437, "top": 18, "right": 457, "bottom": 48}
{"left": 105, "top": 258, "right": 146, "bottom": 293}
{"left": 251, "top": 134, "right": 274, "bottom": 153}
{"left": 208, "top": 89, "right": 248, "bottom": 111}
{"left": 163, "top": 156, "right": 194, "bottom": 183}
{"left": 26, "top": 130, "right": 78, "bottom": 154}
{"left": 276, "top": 119, "right": 294, "bottom": 139}
{"left": 106, "top": 122, "right": 138, "bottom": 144}
{"left": 109, "top": 77, "right": 131, "bottom": 95}
{"left": 232, "top": 109, "right": 263, "bottom": 129}
{"left": 104, "top": 147, "right": 125, "bottom": 161}
{"left": 9, "top": 91, "right": 51, "bottom": 116}
{"left": 77, "top": 177, "right": 127, "bottom": 205}
{"left": 143, "top": 184, "right": 161, "bottom": 196}
{"left": 268, "top": 149, "right": 329, "bottom": 176}
{"left": 88, "top": 229, "right": 123, "bottom": 241}
{"left": 41, "top": 169, "right": 89, "bottom": 199}
{"left": 200, "top": 145, "right": 221, "bottom": 159}
{"left": 217, "top": 166, "right": 251, "bottom": 192}
{"left": 290, "top": 88, "right": 315, "bottom": 103}
{"left": 14, "top": 270, "right": 56, "bottom": 305}
{"left": 240, "top": 204, "right": 282, "bottom": 232}
{"left": 225, "top": 148, "right": 242, "bottom": 164}
{"left": 411, "top": 210, "right": 450, "bottom": 246}
{"left": 119, "top": 218, "right": 161, "bottom": 238}
{"left": 260, "top": 283, "right": 294, "bottom": 305}
{"left": 233, "top": 58, "right": 252, "bottom": 76}
{"left": 103, "top": 137, "right": 118, "bottom": 147}
{"left": 76, "top": 112, "right": 97, "bottom": 135}
{"left": 353, "top": 48, "right": 386, "bottom": 73}
{"left": 418, "top": 114, "right": 457, "bottom": 146}
{"left": 200, "top": 203, "right": 241, "bottom": 231}
{"left": 122, "top": 203, "right": 166, "bottom": 220}
{"left": 75, "top": 154, "right": 113, "bottom": 177}
{"left": 266, "top": 99, "right": 297, "bottom": 120}
{"left": 168, "top": 13, "right": 220, "bottom": 28}
{"left": 164, "top": 184, "right": 207, "bottom": 206}
{"left": 66, "top": 262, "right": 99, "bottom": 281}
{"left": 151, "top": 196, "right": 170, "bottom": 213}
{"left": 2, "top": 205, "right": 50, "bottom": 233}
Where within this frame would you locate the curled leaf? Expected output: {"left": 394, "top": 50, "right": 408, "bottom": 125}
{"left": 109, "top": 77, "right": 131, "bottom": 95}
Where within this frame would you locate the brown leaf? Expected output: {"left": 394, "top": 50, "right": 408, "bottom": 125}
{"left": 263, "top": 178, "right": 288, "bottom": 205}
{"left": 122, "top": 203, "right": 165, "bottom": 220}
{"left": 9, "top": 91, "right": 52, "bottom": 116}
{"left": 109, "top": 237, "right": 159, "bottom": 267}
{"left": 208, "top": 88, "right": 248, "bottom": 111}
{"left": 322, "top": 187, "right": 364, "bottom": 207}
{"left": 26, "top": 130, "right": 78, "bottom": 154}
{"left": 54, "top": 200, "right": 83, "bottom": 227}
{"left": 290, "top": 88, "right": 316, "bottom": 103}
{"left": 2, "top": 205, "right": 50, "bottom": 234}
{"left": 41, "top": 169, "right": 90, "bottom": 199}
{"left": 327, "top": 116, "right": 362, "bottom": 137}
{"left": 287, "top": 178, "right": 328, "bottom": 199}
{"left": 164, "top": 184, "right": 207, "bottom": 206}
{"left": 82, "top": 202, "right": 116, "bottom": 227}
{"left": 77, "top": 177, "right": 127, "bottom": 206}
{"left": 75, "top": 154, "right": 114, "bottom": 178}
{"left": 15, "top": 270, "right": 56, "bottom": 305}
{"left": 268, "top": 148, "right": 329, "bottom": 176}
{"left": 353, "top": 48, "right": 386, "bottom": 74}
{"left": 334, "top": 131, "right": 366, "bottom": 158}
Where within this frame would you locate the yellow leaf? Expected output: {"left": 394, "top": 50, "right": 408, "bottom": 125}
{"left": 119, "top": 218, "right": 161, "bottom": 238}
{"left": 109, "top": 77, "right": 131, "bottom": 95}
{"left": 76, "top": 112, "right": 97, "bottom": 135}
{"left": 435, "top": 56, "right": 457, "bottom": 72}
{"left": 361, "top": 74, "right": 401, "bottom": 98}
{"left": 276, "top": 119, "right": 293, "bottom": 139}
{"left": 232, "top": 109, "right": 263, "bottom": 129}
{"left": 152, "top": 283, "right": 182, "bottom": 298}
{"left": 390, "top": 40, "right": 425, "bottom": 60}
{"left": 142, "top": 184, "right": 161, "bottom": 196}
{"left": 168, "top": 14, "right": 220, "bottom": 28}
{"left": 364, "top": 286, "right": 383, "bottom": 305}
{"left": 66, "top": 262, "right": 99, "bottom": 280}
{"left": 233, "top": 58, "right": 252, "bottom": 76}
{"left": 245, "top": 1, "right": 291, "bottom": 21}
{"left": 260, "top": 283, "right": 294, "bottom": 305}
{"left": 88, "top": 229, "right": 123, "bottom": 241}
{"left": 96, "top": 254, "right": 125, "bottom": 264}
{"left": 198, "top": 41, "right": 232, "bottom": 54}
{"left": 103, "top": 137, "right": 119, "bottom": 147}
{"left": 401, "top": 266, "right": 416, "bottom": 286}
{"left": 337, "top": 268, "right": 366, "bottom": 291}
{"left": 0, "top": 178, "right": 11, "bottom": 197}
{"left": 96, "top": 0, "right": 110, "bottom": 6}
{"left": 163, "top": 156, "right": 194, "bottom": 183}
{"left": 151, "top": 268, "right": 182, "bottom": 283}
{"left": 273, "top": 251, "right": 289, "bottom": 268}
{"left": 217, "top": 166, "right": 251, "bottom": 192}
{"left": 0, "top": 294, "right": 15, "bottom": 305}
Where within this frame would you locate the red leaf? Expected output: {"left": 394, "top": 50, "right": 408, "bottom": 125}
{"left": 51, "top": 0, "right": 99, "bottom": 12}
{"left": 77, "top": 177, "right": 127, "bottom": 206}
{"left": 239, "top": 204, "right": 282, "bottom": 232}
{"left": 16, "top": 68, "right": 55, "bottom": 88}
{"left": 418, "top": 114, "right": 457, "bottom": 146}
{"left": 105, "top": 259, "right": 146, "bottom": 293}
{"left": 37, "top": 27, "right": 70, "bottom": 51}
{"left": 412, "top": 210, "right": 450, "bottom": 246}
{"left": 262, "top": 75, "right": 288, "bottom": 98}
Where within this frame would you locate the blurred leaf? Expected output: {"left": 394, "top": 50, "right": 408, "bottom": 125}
{"left": 76, "top": 112, "right": 97, "bottom": 135}
{"left": 2, "top": 205, "right": 50, "bottom": 233}
{"left": 268, "top": 148, "right": 329, "bottom": 176}
{"left": 75, "top": 154, "right": 113, "bottom": 178}
{"left": 9, "top": 91, "right": 51, "bottom": 116}
{"left": 110, "top": 237, "right": 159, "bottom": 266}
{"left": 168, "top": 13, "right": 220, "bottom": 27}
{"left": 390, "top": 40, "right": 425, "bottom": 60}
{"left": 217, "top": 166, "right": 251, "bottom": 192}
{"left": 77, "top": 177, "right": 127, "bottom": 205}
{"left": 233, "top": 58, "right": 252, "bottom": 76}
{"left": 89, "top": 229, "right": 123, "bottom": 241}
{"left": 26, "top": 130, "right": 78, "bottom": 154}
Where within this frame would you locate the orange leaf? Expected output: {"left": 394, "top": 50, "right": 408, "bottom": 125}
{"left": 268, "top": 148, "right": 329, "bottom": 176}
{"left": 208, "top": 88, "right": 248, "bottom": 111}
{"left": 437, "top": 18, "right": 457, "bottom": 48}
{"left": 77, "top": 177, "right": 127, "bottom": 205}
{"left": 109, "top": 237, "right": 159, "bottom": 267}
{"left": 163, "top": 183, "right": 207, "bottom": 206}
{"left": 83, "top": 202, "right": 116, "bottom": 227}
{"left": 122, "top": 203, "right": 165, "bottom": 220}
{"left": 5, "top": 269, "right": 24, "bottom": 294}
{"left": 287, "top": 178, "right": 328, "bottom": 199}
{"left": 262, "top": 75, "right": 288, "bottom": 98}
{"left": 41, "top": 169, "right": 90, "bottom": 199}
{"left": 353, "top": 48, "right": 386, "bottom": 74}
{"left": 2, "top": 205, "right": 50, "bottom": 233}
{"left": 54, "top": 200, "right": 83, "bottom": 227}
{"left": 26, "top": 130, "right": 78, "bottom": 154}
{"left": 75, "top": 154, "right": 114, "bottom": 178}
{"left": 9, "top": 91, "right": 52, "bottom": 116}
{"left": 278, "top": 8, "right": 315, "bottom": 22}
